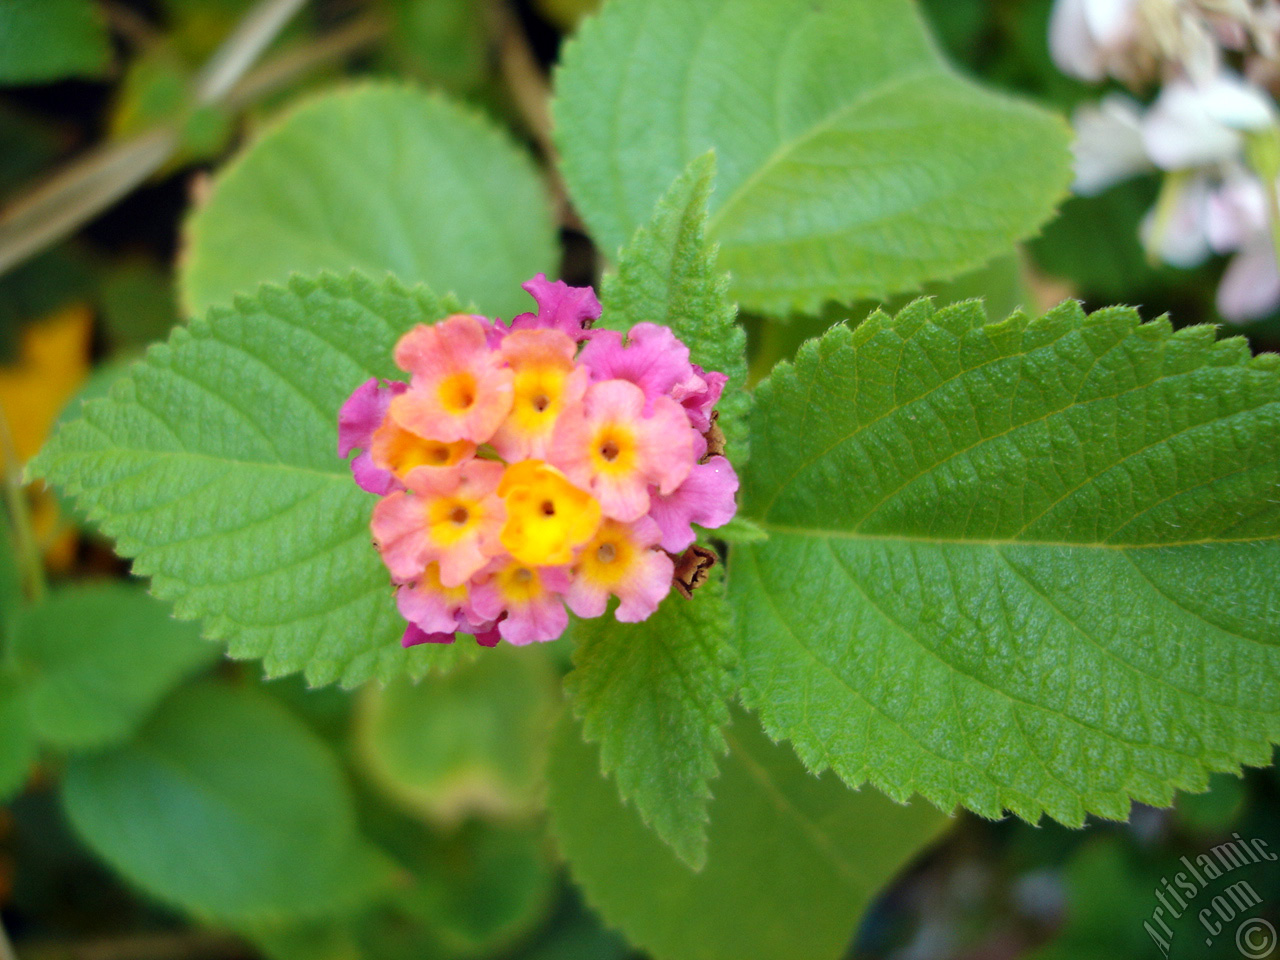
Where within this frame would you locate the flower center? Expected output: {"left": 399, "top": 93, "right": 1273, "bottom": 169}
{"left": 450, "top": 505, "right": 469, "bottom": 525}
{"left": 596, "top": 542, "right": 616, "bottom": 563}
{"left": 439, "top": 372, "right": 477, "bottom": 413}
{"left": 498, "top": 460, "right": 602, "bottom": 565}
{"left": 600, "top": 440, "right": 620, "bottom": 461}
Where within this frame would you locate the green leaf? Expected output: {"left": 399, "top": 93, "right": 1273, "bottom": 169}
{"left": 101, "top": 261, "right": 180, "bottom": 352}
{"left": 548, "top": 710, "right": 949, "bottom": 960}
{"left": 600, "top": 153, "right": 749, "bottom": 459}
{"left": 9, "top": 582, "right": 218, "bottom": 750}
{"left": 63, "top": 681, "right": 391, "bottom": 923}
{"left": 1171, "top": 771, "right": 1247, "bottom": 834}
{"left": 181, "top": 85, "right": 556, "bottom": 320}
{"left": 397, "top": 821, "right": 559, "bottom": 956}
{"left": 31, "top": 272, "right": 474, "bottom": 687}
{"left": 0, "top": 675, "right": 35, "bottom": 801}
{"left": 384, "top": 0, "right": 489, "bottom": 93}
{"left": 356, "top": 646, "right": 557, "bottom": 823}
{"left": 552, "top": 0, "right": 1071, "bottom": 316}
{"left": 565, "top": 576, "right": 737, "bottom": 875}
{"left": 733, "top": 299, "right": 1280, "bottom": 826}
{"left": 0, "top": 0, "right": 111, "bottom": 85}
{"left": 564, "top": 571, "right": 735, "bottom": 869}
{"left": 708, "top": 516, "right": 768, "bottom": 544}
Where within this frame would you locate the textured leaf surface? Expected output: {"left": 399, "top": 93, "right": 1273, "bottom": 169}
{"left": 181, "top": 85, "right": 556, "bottom": 319}
{"left": 357, "top": 646, "right": 557, "bottom": 823}
{"left": 552, "top": 0, "right": 1071, "bottom": 315}
{"left": 548, "top": 710, "right": 949, "bottom": 960}
{"left": 734, "top": 299, "right": 1280, "bottom": 825}
{"left": 31, "top": 272, "right": 469, "bottom": 686}
{"left": 10, "top": 583, "right": 218, "bottom": 749}
{"left": 63, "top": 682, "right": 389, "bottom": 922}
{"left": 0, "top": 0, "right": 110, "bottom": 85}
{"left": 600, "top": 154, "right": 749, "bottom": 459}
{"left": 564, "top": 571, "right": 735, "bottom": 869}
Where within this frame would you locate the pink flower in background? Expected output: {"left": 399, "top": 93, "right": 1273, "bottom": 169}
{"left": 339, "top": 277, "right": 739, "bottom": 649}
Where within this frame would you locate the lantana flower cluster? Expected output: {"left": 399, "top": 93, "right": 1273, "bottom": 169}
{"left": 338, "top": 275, "right": 738, "bottom": 648}
{"left": 1051, "top": 0, "right": 1280, "bottom": 322}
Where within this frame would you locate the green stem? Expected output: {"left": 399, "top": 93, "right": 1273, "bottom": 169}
{"left": 1145, "top": 169, "right": 1192, "bottom": 269}
{"left": 0, "top": 407, "right": 46, "bottom": 605}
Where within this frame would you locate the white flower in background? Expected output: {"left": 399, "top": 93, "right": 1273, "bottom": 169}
{"left": 1142, "top": 72, "right": 1274, "bottom": 167}
{"left": 1137, "top": 169, "right": 1280, "bottom": 321}
{"left": 1052, "top": 0, "right": 1280, "bottom": 322}
{"left": 1072, "top": 94, "right": 1153, "bottom": 192}
{"left": 1205, "top": 173, "right": 1280, "bottom": 320}
{"left": 1049, "top": 0, "right": 1280, "bottom": 83}
{"left": 1050, "top": 0, "right": 1144, "bottom": 82}
{"left": 1140, "top": 172, "right": 1216, "bottom": 265}
{"left": 1070, "top": 72, "right": 1272, "bottom": 192}
{"left": 1217, "top": 238, "right": 1280, "bottom": 319}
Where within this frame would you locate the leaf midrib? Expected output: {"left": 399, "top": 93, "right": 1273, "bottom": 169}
{"left": 722, "top": 728, "right": 864, "bottom": 885}
{"left": 705, "top": 66, "right": 942, "bottom": 239}
{"left": 750, "top": 521, "right": 1280, "bottom": 551}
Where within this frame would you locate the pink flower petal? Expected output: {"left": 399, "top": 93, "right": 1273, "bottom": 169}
{"left": 390, "top": 315, "right": 514, "bottom": 444}
{"left": 647, "top": 456, "right": 740, "bottom": 552}
{"left": 578, "top": 323, "right": 704, "bottom": 407}
{"left": 501, "top": 591, "right": 569, "bottom": 645}
{"left": 472, "top": 625, "right": 502, "bottom": 647}
{"left": 371, "top": 493, "right": 431, "bottom": 583}
{"left": 339, "top": 378, "right": 407, "bottom": 493}
{"left": 508, "top": 273, "right": 601, "bottom": 341}
{"left": 549, "top": 381, "right": 696, "bottom": 522}
{"left": 678, "top": 365, "right": 727, "bottom": 433}
{"left": 565, "top": 516, "right": 673, "bottom": 622}
{"left": 640, "top": 397, "right": 698, "bottom": 495}
{"left": 396, "top": 581, "right": 461, "bottom": 635}
{"left": 351, "top": 451, "right": 402, "bottom": 496}
{"left": 614, "top": 548, "right": 674, "bottom": 623}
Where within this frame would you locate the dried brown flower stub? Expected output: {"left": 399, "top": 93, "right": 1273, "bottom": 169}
{"left": 701, "top": 410, "right": 726, "bottom": 462}
{"left": 670, "top": 544, "right": 717, "bottom": 599}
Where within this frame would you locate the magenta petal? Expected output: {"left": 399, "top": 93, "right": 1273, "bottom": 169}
{"left": 578, "top": 324, "right": 703, "bottom": 406}
{"left": 472, "top": 626, "right": 502, "bottom": 647}
{"left": 678, "top": 366, "right": 727, "bottom": 432}
{"left": 509, "top": 273, "right": 601, "bottom": 341}
{"left": 402, "top": 624, "right": 456, "bottom": 648}
{"left": 351, "top": 452, "right": 401, "bottom": 495}
{"left": 338, "top": 378, "right": 406, "bottom": 457}
{"left": 648, "top": 456, "right": 740, "bottom": 552}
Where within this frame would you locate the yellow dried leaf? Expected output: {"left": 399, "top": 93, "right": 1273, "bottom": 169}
{"left": 0, "top": 303, "right": 92, "bottom": 463}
